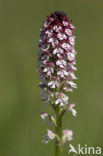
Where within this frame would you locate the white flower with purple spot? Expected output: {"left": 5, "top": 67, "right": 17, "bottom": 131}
{"left": 65, "top": 29, "right": 72, "bottom": 36}
{"left": 69, "top": 36, "right": 75, "bottom": 45}
{"left": 56, "top": 60, "right": 67, "bottom": 68}
{"left": 67, "top": 81, "right": 77, "bottom": 88}
{"left": 45, "top": 30, "right": 53, "bottom": 37}
{"left": 57, "top": 70, "right": 69, "bottom": 78}
{"left": 43, "top": 67, "right": 54, "bottom": 76}
{"left": 55, "top": 93, "right": 69, "bottom": 106}
{"left": 63, "top": 21, "right": 69, "bottom": 26}
{"left": 48, "top": 81, "right": 59, "bottom": 88}
{"left": 68, "top": 103, "right": 77, "bottom": 117}
{"left": 40, "top": 112, "right": 48, "bottom": 119}
{"left": 53, "top": 25, "right": 62, "bottom": 32}
{"left": 61, "top": 43, "right": 71, "bottom": 51}
{"left": 67, "top": 53, "right": 75, "bottom": 61}
{"left": 57, "top": 33, "right": 67, "bottom": 40}
{"left": 43, "top": 129, "right": 55, "bottom": 143}
{"left": 62, "top": 129, "right": 73, "bottom": 143}
{"left": 53, "top": 48, "right": 63, "bottom": 55}
{"left": 69, "top": 73, "right": 77, "bottom": 80}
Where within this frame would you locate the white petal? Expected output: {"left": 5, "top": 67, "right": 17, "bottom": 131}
{"left": 63, "top": 34, "right": 67, "bottom": 39}
{"left": 69, "top": 36, "right": 75, "bottom": 45}
{"left": 64, "top": 71, "right": 69, "bottom": 76}
{"left": 55, "top": 99, "right": 60, "bottom": 104}
{"left": 43, "top": 68, "right": 48, "bottom": 72}
{"left": 48, "top": 81, "right": 53, "bottom": 86}
{"left": 62, "top": 129, "right": 73, "bottom": 142}
{"left": 63, "top": 21, "right": 68, "bottom": 26}
{"left": 68, "top": 81, "right": 77, "bottom": 88}
{"left": 57, "top": 33, "right": 63, "bottom": 40}
{"left": 53, "top": 48, "right": 58, "bottom": 54}
{"left": 47, "top": 129, "right": 55, "bottom": 140}
{"left": 62, "top": 43, "right": 71, "bottom": 51}
{"left": 72, "top": 109, "right": 77, "bottom": 117}
{"left": 67, "top": 53, "right": 75, "bottom": 61}
{"left": 70, "top": 24, "right": 75, "bottom": 29}
{"left": 65, "top": 29, "right": 72, "bottom": 36}
{"left": 68, "top": 103, "right": 77, "bottom": 117}
{"left": 48, "top": 38, "right": 54, "bottom": 42}
{"left": 71, "top": 65, "right": 77, "bottom": 71}
{"left": 70, "top": 73, "right": 77, "bottom": 79}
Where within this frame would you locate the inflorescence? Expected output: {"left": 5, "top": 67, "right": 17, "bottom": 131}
{"left": 38, "top": 11, "right": 77, "bottom": 148}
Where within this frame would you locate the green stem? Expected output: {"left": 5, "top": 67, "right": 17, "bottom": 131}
{"left": 55, "top": 106, "right": 62, "bottom": 156}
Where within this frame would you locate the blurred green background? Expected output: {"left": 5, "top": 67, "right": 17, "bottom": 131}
{"left": 0, "top": 0, "right": 103, "bottom": 156}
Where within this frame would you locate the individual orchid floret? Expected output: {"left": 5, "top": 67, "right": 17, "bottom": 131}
{"left": 67, "top": 81, "right": 77, "bottom": 88}
{"left": 57, "top": 70, "right": 69, "bottom": 78}
{"left": 69, "top": 73, "right": 77, "bottom": 80}
{"left": 55, "top": 93, "right": 69, "bottom": 106}
{"left": 48, "top": 81, "right": 59, "bottom": 88}
{"left": 53, "top": 25, "right": 62, "bottom": 32}
{"left": 65, "top": 28, "right": 72, "bottom": 36}
{"left": 56, "top": 60, "right": 67, "bottom": 68}
{"left": 40, "top": 113, "right": 57, "bottom": 126}
{"left": 62, "top": 129, "right": 73, "bottom": 143}
{"left": 57, "top": 33, "right": 67, "bottom": 40}
{"left": 40, "top": 112, "right": 49, "bottom": 124}
{"left": 68, "top": 103, "right": 77, "bottom": 117}
{"left": 43, "top": 67, "right": 54, "bottom": 76}
{"left": 53, "top": 48, "right": 63, "bottom": 58}
{"left": 61, "top": 43, "right": 72, "bottom": 51}
{"left": 40, "top": 112, "right": 48, "bottom": 120}
{"left": 43, "top": 129, "right": 56, "bottom": 143}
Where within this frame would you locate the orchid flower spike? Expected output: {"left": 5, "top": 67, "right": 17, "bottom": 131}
{"left": 38, "top": 11, "right": 78, "bottom": 155}
{"left": 38, "top": 11, "right": 77, "bottom": 107}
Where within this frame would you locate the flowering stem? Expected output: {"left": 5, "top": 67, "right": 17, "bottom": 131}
{"left": 55, "top": 106, "right": 62, "bottom": 156}
{"left": 39, "top": 11, "right": 77, "bottom": 156}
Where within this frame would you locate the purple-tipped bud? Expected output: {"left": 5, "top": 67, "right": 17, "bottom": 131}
{"left": 38, "top": 11, "right": 77, "bottom": 107}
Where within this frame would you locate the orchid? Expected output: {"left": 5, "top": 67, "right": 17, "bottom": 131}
{"left": 38, "top": 11, "right": 78, "bottom": 156}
